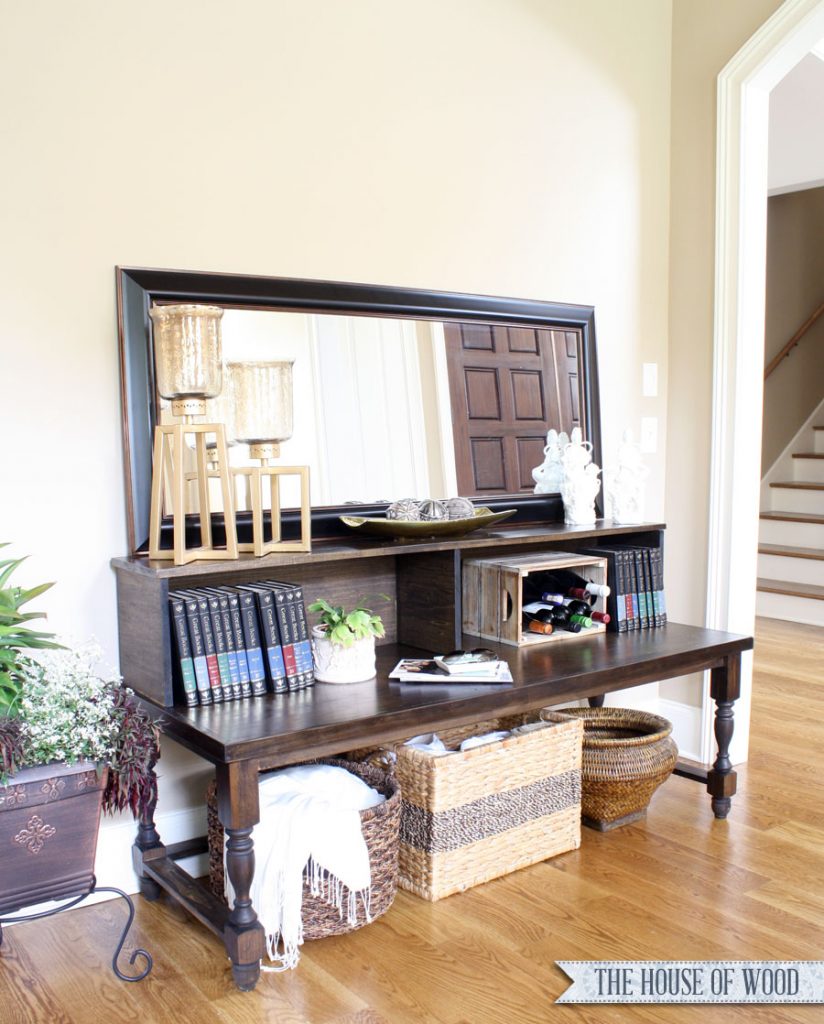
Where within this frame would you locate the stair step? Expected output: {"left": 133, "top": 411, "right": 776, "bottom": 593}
{"left": 769, "top": 481, "right": 824, "bottom": 490}
{"left": 768, "top": 480, "right": 824, "bottom": 514}
{"left": 792, "top": 455, "right": 824, "bottom": 483}
{"left": 759, "top": 544, "right": 824, "bottom": 586}
{"left": 756, "top": 578, "right": 824, "bottom": 601}
{"left": 760, "top": 511, "right": 824, "bottom": 524}
{"left": 759, "top": 511, "right": 824, "bottom": 546}
{"left": 758, "top": 544, "right": 824, "bottom": 560}
{"left": 756, "top": 589, "right": 824, "bottom": 625}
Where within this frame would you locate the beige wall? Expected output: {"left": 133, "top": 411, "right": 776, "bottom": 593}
{"left": 762, "top": 186, "right": 824, "bottom": 471}
{"left": 2, "top": 1, "right": 672, "bottom": 829}
{"left": 663, "top": 0, "right": 783, "bottom": 706}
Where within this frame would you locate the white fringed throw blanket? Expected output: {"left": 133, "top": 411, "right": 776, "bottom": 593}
{"left": 225, "top": 763, "right": 386, "bottom": 971}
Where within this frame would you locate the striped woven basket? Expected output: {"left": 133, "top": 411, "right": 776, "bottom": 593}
{"left": 541, "top": 707, "right": 678, "bottom": 831}
{"left": 206, "top": 758, "right": 401, "bottom": 940}
{"left": 392, "top": 713, "right": 582, "bottom": 901}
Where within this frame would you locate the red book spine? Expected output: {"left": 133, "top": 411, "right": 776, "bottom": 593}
{"left": 282, "top": 641, "right": 298, "bottom": 680}
{"left": 205, "top": 654, "right": 221, "bottom": 693}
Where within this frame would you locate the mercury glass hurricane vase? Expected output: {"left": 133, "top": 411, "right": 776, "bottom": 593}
{"left": 150, "top": 304, "right": 224, "bottom": 404}
{"left": 227, "top": 360, "right": 294, "bottom": 459}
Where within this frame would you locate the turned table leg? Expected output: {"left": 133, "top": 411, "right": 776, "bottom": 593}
{"left": 706, "top": 654, "right": 741, "bottom": 819}
{"left": 216, "top": 760, "right": 266, "bottom": 991}
{"left": 132, "top": 757, "right": 163, "bottom": 901}
{"left": 588, "top": 695, "right": 605, "bottom": 708}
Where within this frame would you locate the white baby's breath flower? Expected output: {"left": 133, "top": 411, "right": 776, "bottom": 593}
{"left": 17, "top": 639, "right": 126, "bottom": 769}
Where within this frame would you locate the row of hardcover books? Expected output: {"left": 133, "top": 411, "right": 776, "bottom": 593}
{"left": 580, "top": 545, "right": 666, "bottom": 633}
{"left": 169, "top": 580, "right": 314, "bottom": 707}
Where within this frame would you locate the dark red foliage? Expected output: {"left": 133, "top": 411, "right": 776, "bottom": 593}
{"left": 101, "top": 687, "right": 161, "bottom": 818}
{"left": 0, "top": 715, "right": 23, "bottom": 780}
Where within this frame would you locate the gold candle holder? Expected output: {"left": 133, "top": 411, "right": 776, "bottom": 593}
{"left": 227, "top": 360, "right": 311, "bottom": 556}
{"left": 148, "top": 304, "right": 238, "bottom": 565}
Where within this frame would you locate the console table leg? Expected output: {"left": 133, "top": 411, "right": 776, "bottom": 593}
{"left": 588, "top": 695, "right": 605, "bottom": 708}
{"left": 132, "top": 757, "right": 163, "bottom": 901}
{"left": 217, "top": 761, "right": 266, "bottom": 991}
{"left": 706, "top": 655, "right": 741, "bottom": 819}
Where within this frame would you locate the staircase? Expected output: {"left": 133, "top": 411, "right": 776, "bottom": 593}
{"left": 757, "top": 424, "right": 824, "bottom": 625}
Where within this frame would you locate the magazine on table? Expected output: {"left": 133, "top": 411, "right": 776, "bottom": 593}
{"left": 388, "top": 657, "right": 512, "bottom": 684}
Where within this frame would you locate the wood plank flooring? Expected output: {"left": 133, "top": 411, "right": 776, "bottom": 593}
{"left": 1, "top": 617, "right": 823, "bottom": 1023}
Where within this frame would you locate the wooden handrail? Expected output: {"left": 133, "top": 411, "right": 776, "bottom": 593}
{"left": 764, "top": 300, "right": 824, "bottom": 379}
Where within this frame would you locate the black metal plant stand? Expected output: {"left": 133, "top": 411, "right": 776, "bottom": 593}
{"left": 0, "top": 882, "right": 153, "bottom": 982}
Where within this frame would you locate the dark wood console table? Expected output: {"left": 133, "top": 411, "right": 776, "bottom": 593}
{"left": 112, "top": 522, "right": 753, "bottom": 991}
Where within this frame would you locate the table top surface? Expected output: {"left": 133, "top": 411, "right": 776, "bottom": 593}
{"left": 142, "top": 622, "right": 753, "bottom": 768}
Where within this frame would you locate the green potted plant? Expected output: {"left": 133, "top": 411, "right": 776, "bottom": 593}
{"left": 0, "top": 548, "right": 159, "bottom": 919}
{"left": 308, "top": 597, "right": 387, "bottom": 684}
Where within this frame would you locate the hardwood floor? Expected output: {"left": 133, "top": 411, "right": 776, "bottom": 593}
{"left": 2, "top": 617, "right": 823, "bottom": 1023}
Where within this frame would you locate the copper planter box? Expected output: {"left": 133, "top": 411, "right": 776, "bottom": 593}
{"left": 0, "top": 762, "right": 107, "bottom": 916}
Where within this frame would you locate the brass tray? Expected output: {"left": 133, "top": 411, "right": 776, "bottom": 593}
{"left": 339, "top": 507, "right": 517, "bottom": 539}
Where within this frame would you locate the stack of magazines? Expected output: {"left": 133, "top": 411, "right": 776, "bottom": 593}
{"left": 389, "top": 657, "right": 512, "bottom": 684}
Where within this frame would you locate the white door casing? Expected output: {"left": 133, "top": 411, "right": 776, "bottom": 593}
{"left": 706, "top": 0, "right": 824, "bottom": 764}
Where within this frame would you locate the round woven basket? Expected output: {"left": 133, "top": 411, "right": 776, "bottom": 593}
{"left": 206, "top": 758, "right": 401, "bottom": 940}
{"left": 541, "top": 707, "right": 677, "bottom": 831}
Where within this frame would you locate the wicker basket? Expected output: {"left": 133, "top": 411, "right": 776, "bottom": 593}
{"left": 542, "top": 707, "right": 678, "bottom": 831}
{"left": 206, "top": 758, "right": 401, "bottom": 940}
{"left": 391, "top": 713, "right": 583, "bottom": 901}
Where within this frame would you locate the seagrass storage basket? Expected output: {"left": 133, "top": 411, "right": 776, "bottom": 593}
{"left": 542, "top": 707, "right": 678, "bottom": 831}
{"left": 206, "top": 758, "right": 401, "bottom": 939}
{"left": 392, "top": 713, "right": 583, "bottom": 901}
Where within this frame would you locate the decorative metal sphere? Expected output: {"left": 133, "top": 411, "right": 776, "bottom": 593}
{"left": 386, "top": 498, "right": 421, "bottom": 521}
{"left": 443, "top": 497, "right": 475, "bottom": 520}
{"left": 418, "top": 499, "right": 449, "bottom": 521}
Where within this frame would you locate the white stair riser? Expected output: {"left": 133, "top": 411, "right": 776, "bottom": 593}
{"left": 769, "top": 486, "right": 824, "bottom": 515}
{"left": 759, "top": 518, "right": 824, "bottom": 548}
{"left": 815, "top": 429, "right": 824, "bottom": 455}
{"left": 756, "top": 590, "right": 824, "bottom": 626}
{"left": 758, "top": 553, "right": 824, "bottom": 587}
{"left": 793, "top": 457, "right": 824, "bottom": 483}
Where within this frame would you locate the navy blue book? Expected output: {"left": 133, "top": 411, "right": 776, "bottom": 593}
{"left": 236, "top": 585, "right": 288, "bottom": 694}
{"left": 168, "top": 594, "right": 199, "bottom": 707}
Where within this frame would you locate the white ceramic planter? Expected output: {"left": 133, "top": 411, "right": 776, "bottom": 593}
{"left": 311, "top": 626, "right": 377, "bottom": 684}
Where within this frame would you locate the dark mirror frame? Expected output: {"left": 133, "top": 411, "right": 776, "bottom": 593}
{"left": 116, "top": 266, "right": 602, "bottom": 556}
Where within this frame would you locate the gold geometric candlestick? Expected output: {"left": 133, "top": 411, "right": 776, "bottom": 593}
{"left": 148, "top": 304, "right": 238, "bottom": 565}
{"left": 227, "top": 360, "right": 311, "bottom": 556}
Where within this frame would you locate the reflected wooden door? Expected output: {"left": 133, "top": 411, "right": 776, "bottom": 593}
{"left": 444, "top": 323, "right": 581, "bottom": 495}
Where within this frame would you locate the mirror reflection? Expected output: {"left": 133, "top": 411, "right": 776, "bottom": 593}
{"left": 156, "top": 308, "right": 584, "bottom": 512}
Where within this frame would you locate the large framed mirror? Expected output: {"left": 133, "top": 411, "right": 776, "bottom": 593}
{"left": 117, "top": 267, "right": 602, "bottom": 556}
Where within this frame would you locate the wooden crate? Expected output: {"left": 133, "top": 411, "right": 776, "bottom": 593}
{"left": 462, "top": 550, "right": 608, "bottom": 647}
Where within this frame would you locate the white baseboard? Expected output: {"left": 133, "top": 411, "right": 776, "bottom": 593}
{"left": 92, "top": 804, "right": 209, "bottom": 899}
{"left": 658, "top": 697, "right": 704, "bottom": 763}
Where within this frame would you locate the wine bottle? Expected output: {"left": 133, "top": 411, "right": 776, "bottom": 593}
{"left": 522, "top": 608, "right": 554, "bottom": 635}
{"left": 534, "top": 568, "right": 611, "bottom": 600}
{"left": 524, "top": 600, "right": 591, "bottom": 633}
{"left": 562, "top": 598, "right": 593, "bottom": 618}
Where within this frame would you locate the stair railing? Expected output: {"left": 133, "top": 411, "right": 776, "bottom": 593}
{"left": 764, "top": 299, "right": 824, "bottom": 380}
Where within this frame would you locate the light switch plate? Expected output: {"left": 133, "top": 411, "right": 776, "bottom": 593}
{"left": 642, "top": 362, "right": 658, "bottom": 398}
{"left": 640, "top": 416, "right": 658, "bottom": 454}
